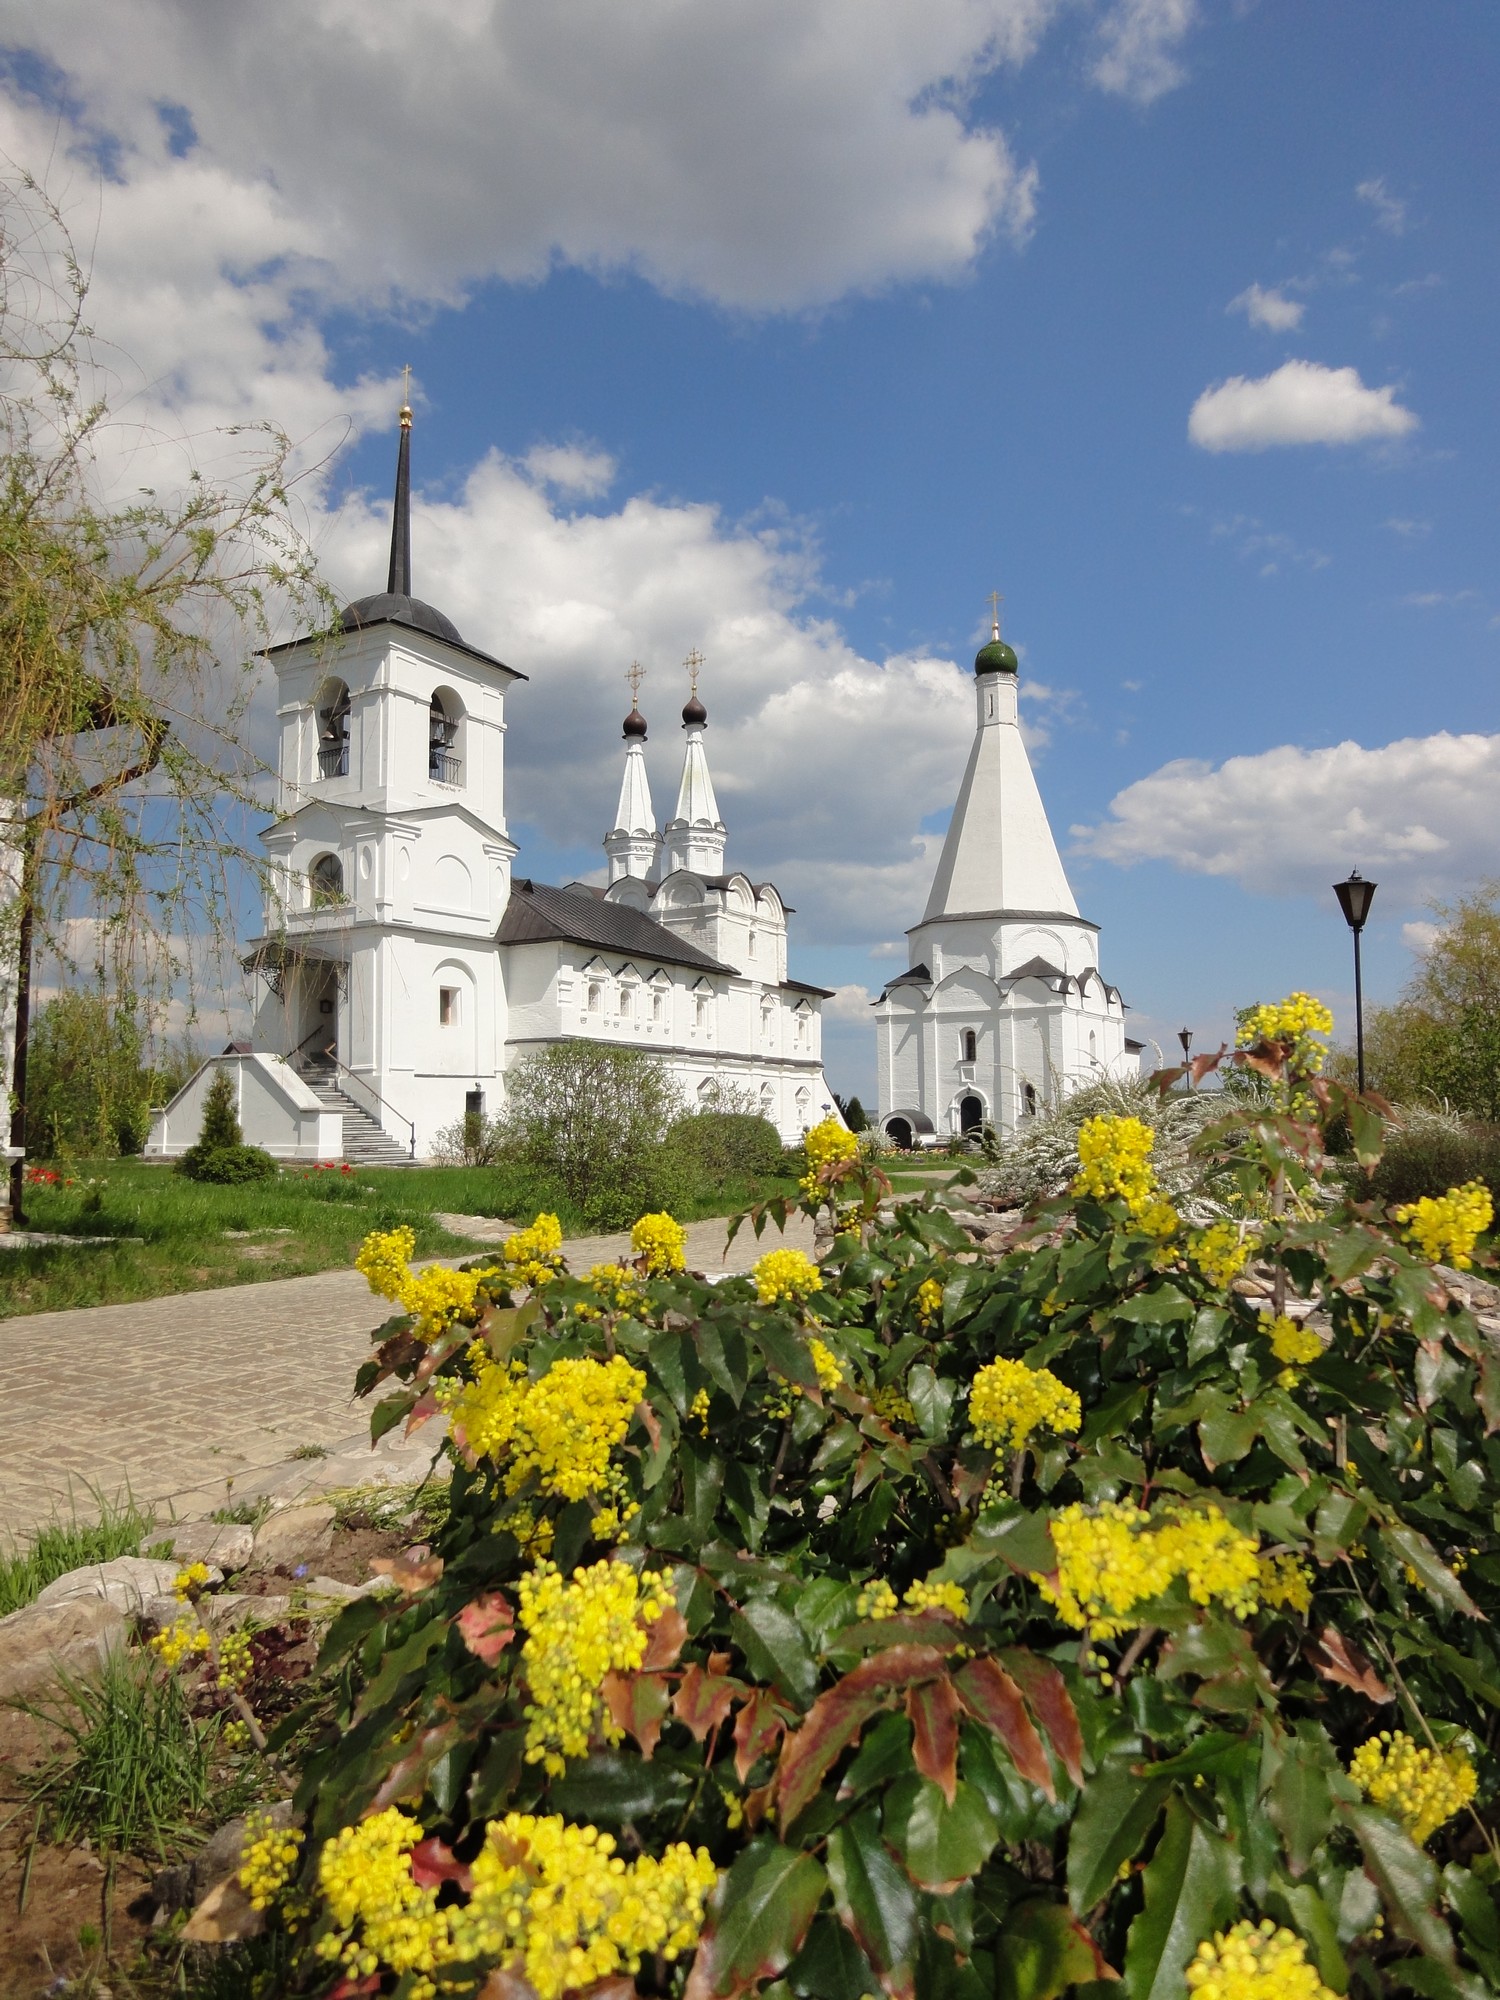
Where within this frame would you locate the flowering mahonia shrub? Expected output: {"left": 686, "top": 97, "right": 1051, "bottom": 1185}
{"left": 259, "top": 1034, "right": 1500, "bottom": 1999}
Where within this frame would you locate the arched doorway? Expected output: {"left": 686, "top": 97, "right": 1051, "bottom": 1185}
{"left": 958, "top": 1093, "right": 984, "bottom": 1134}
{"left": 886, "top": 1116, "right": 913, "bottom": 1149}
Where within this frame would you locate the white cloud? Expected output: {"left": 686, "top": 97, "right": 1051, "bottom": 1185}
{"left": 1227, "top": 283, "right": 1304, "bottom": 333}
{"left": 1209, "top": 513, "right": 1330, "bottom": 575}
{"left": 825, "top": 983, "right": 877, "bottom": 1020}
{"left": 523, "top": 444, "right": 619, "bottom": 499}
{"left": 869, "top": 940, "right": 908, "bottom": 959}
{"left": 1385, "top": 517, "right": 1431, "bottom": 539}
{"left": 1090, "top": 0, "right": 1200, "bottom": 104}
{"left": 1356, "top": 177, "right": 1408, "bottom": 236}
{"left": 1402, "top": 921, "right": 1439, "bottom": 955}
{"left": 1401, "top": 590, "right": 1480, "bottom": 610}
{"left": 1073, "top": 730, "right": 1500, "bottom": 904}
{"left": 1188, "top": 360, "right": 1418, "bottom": 452}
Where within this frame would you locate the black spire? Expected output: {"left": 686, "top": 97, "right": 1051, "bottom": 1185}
{"left": 387, "top": 400, "right": 412, "bottom": 596}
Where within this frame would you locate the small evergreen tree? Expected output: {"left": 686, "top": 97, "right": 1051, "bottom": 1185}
{"left": 196, "top": 1069, "right": 242, "bottom": 1150}
{"left": 844, "top": 1094, "right": 868, "bottom": 1131}
{"left": 175, "top": 1066, "right": 276, "bottom": 1182}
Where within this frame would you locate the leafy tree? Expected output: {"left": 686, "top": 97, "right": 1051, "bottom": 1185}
{"left": 0, "top": 174, "right": 329, "bottom": 1220}
{"left": 175, "top": 1067, "right": 275, "bottom": 1183}
{"left": 1344, "top": 883, "right": 1500, "bottom": 1118}
{"left": 25, "top": 986, "right": 156, "bottom": 1156}
{"left": 835, "top": 1092, "right": 868, "bottom": 1132}
{"left": 501, "top": 1039, "right": 686, "bottom": 1228}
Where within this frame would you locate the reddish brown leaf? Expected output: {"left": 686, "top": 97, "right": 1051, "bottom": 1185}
{"left": 708, "top": 1650, "right": 733, "bottom": 1675}
{"left": 409, "top": 1837, "right": 473, "bottom": 1892}
{"left": 457, "top": 1593, "right": 516, "bottom": 1666}
{"left": 955, "top": 1657, "right": 1052, "bottom": 1797}
{"left": 906, "top": 1675, "right": 961, "bottom": 1805}
{"left": 371, "top": 1723, "right": 461, "bottom": 1811}
{"left": 1306, "top": 1626, "right": 1393, "bottom": 1703}
{"left": 636, "top": 1397, "right": 662, "bottom": 1452}
{"left": 777, "top": 1686, "right": 884, "bottom": 1828}
{"left": 329, "top": 1980, "right": 385, "bottom": 1999}
{"left": 733, "top": 1686, "right": 787, "bottom": 1782}
{"left": 996, "top": 1648, "right": 1084, "bottom": 1787}
{"left": 831, "top": 1642, "right": 950, "bottom": 1699}
{"left": 577, "top": 1982, "right": 639, "bottom": 2000}
{"left": 743, "top": 1780, "right": 774, "bottom": 1830}
{"left": 602, "top": 1670, "right": 672, "bottom": 1759}
{"left": 1190, "top": 1048, "right": 1227, "bottom": 1086}
{"left": 368, "top": 1546, "right": 444, "bottom": 1597}
{"left": 477, "top": 1970, "right": 539, "bottom": 2000}
{"left": 405, "top": 1391, "right": 442, "bottom": 1435}
{"left": 641, "top": 1603, "right": 688, "bottom": 1672}
{"left": 674, "top": 1662, "right": 739, "bottom": 1743}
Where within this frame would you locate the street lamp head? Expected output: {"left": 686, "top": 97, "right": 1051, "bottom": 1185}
{"left": 1334, "top": 870, "right": 1377, "bottom": 933}
{"left": 1177, "top": 1026, "right": 1193, "bottom": 1057}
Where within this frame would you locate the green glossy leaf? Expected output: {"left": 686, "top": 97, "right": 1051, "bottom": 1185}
{"left": 994, "top": 1899, "right": 1109, "bottom": 2000}
{"left": 1266, "top": 1732, "right": 1335, "bottom": 1879}
{"left": 909, "top": 1364, "right": 956, "bottom": 1437}
{"left": 1123, "top": 1796, "right": 1239, "bottom": 2000}
{"left": 732, "top": 1597, "right": 821, "bottom": 1707}
{"left": 1344, "top": 1803, "right": 1454, "bottom": 1965}
{"left": 548, "top": 1751, "right": 691, "bottom": 1823}
{"left": 885, "top": 1774, "right": 1000, "bottom": 1889}
{"left": 787, "top": 1915, "right": 878, "bottom": 2000}
{"left": 1112, "top": 1285, "right": 1194, "bottom": 1324}
{"left": 712, "top": 1839, "right": 828, "bottom": 1987}
{"left": 827, "top": 1808, "right": 919, "bottom": 1990}
{"left": 1067, "top": 1764, "right": 1171, "bottom": 1913}
{"left": 1379, "top": 1522, "right": 1482, "bottom": 1618}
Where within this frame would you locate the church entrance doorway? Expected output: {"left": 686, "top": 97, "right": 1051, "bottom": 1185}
{"left": 298, "top": 966, "right": 339, "bottom": 1074}
{"left": 958, "top": 1093, "right": 984, "bottom": 1135}
{"left": 886, "top": 1116, "right": 913, "bottom": 1149}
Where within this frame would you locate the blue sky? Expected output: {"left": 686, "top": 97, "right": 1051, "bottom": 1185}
{"left": 4, "top": 0, "right": 1497, "bottom": 1097}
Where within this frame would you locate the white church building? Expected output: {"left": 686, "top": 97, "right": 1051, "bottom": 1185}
{"left": 147, "top": 407, "right": 837, "bottom": 1164}
{"left": 874, "top": 616, "right": 1137, "bottom": 1147}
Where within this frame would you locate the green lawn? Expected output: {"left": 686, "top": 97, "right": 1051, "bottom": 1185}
{"left": 1, "top": 1160, "right": 794, "bottom": 1319}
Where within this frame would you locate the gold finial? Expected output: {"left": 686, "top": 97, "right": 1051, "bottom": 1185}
{"left": 626, "top": 660, "right": 646, "bottom": 704}
{"left": 683, "top": 648, "right": 704, "bottom": 696}
{"left": 399, "top": 363, "right": 413, "bottom": 429}
{"left": 987, "top": 590, "right": 1003, "bottom": 640}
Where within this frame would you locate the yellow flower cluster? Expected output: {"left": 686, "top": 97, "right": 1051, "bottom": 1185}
{"left": 503, "top": 1212, "right": 565, "bottom": 1288}
{"left": 1268, "top": 1315, "right": 1323, "bottom": 1367}
{"left": 1236, "top": 993, "right": 1335, "bottom": 1074}
{"left": 752, "top": 1247, "right": 824, "bottom": 1308}
{"left": 579, "top": 1262, "right": 644, "bottom": 1315}
{"left": 916, "top": 1277, "right": 944, "bottom": 1326}
{"left": 455, "top": 1816, "right": 717, "bottom": 2000}
{"left": 150, "top": 1615, "right": 210, "bottom": 1668}
{"left": 173, "top": 1562, "right": 211, "bottom": 1600}
{"left": 315, "top": 1807, "right": 448, "bottom": 1988}
{"left": 1073, "top": 1115, "right": 1168, "bottom": 1223}
{"left": 872, "top": 1381, "right": 917, "bottom": 1428}
{"left": 1186, "top": 1920, "right": 1336, "bottom": 2000}
{"left": 450, "top": 1355, "right": 644, "bottom": 1532}
{"left": 238, "top": 1811, "right": 304, "bottom": 1911}
{"left": 1349, "top": 1731, "right": 1478, "bottom": 1846}
{"left": 857, "top": 1574, "right": 968, "bottom": 1619}
{"left": 632, "top": 1211, "right": 687, "bottom": 1274}
{"left": 1394, "top": 1181, "right": 1493, "bottom": 1271}
{"left": 1190, "top": 1223, "right": 1254, "bottom": 1290}
{"left": 969, "top": 1358, "right": 1082, "bottom": 1455}
{"left": 799, "top": 1115, "right": 858, "bottom": 1203}
{"left": 808, "top": 1338, "right": 844, "bottom": 1393}
{"left": 217, "top": 1626, "right": 253, "bottom": 1690}
{"left": 1036, "top": 1500, "right": 1261, "bottom": 1640}
{"left": 689, "top": 1387, "right": 711, "bottom": 1436}
{"left": 1258, "top": 1553, "right": 1314, "bottom": 1615}
{"left": 356, "top": 1225, "right": 417, "bottom": 1301}
{"left": 518, "top": 1559, "right": 675, "bottom": 1776}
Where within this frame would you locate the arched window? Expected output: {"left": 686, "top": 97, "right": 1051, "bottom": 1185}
{"left": 760, "top": 1082, "right": 775, "bottom": 1117}
{"left": 309, "top": 852, "right": 345, "bottom": 907}
{"left": 1088, "top": 1030, "right": 1098, "bottom": 1062}
{"left": 619, "top": 982, "right": 636, "bottom": 1021}
{"left": 429, "top": 691, "right": 461, "bottom": 785}
{"left": 959, "top": 1093, "right": 984, "bottom": 1134}
{"left": 695, "top": 993, "right": 711, "bottom": 1031}
{"left": 1023, "top": 1082, "right": 1039, "bottom": 1117}
{"left": 587, "top": 982, "right": 603, "bottom": 1015}
{"left": 651, "top": 988, "right": 666, "bottom": 1024}
{"left": 316, "top": 680, "right": 350, "bottom": 778}
{"left": 962, "top": 1029, "right": 977, "bottom": 1063}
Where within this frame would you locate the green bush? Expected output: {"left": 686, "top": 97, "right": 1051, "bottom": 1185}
{"left": 501, "top": 1039, "right": 685, "bottom": 1229}
{"left": 242, "top": 1062, "right": 1500, "bottom": 1998}
{"left": 176, "top": 1068, "right": 276, "bottom": 1184}
{"left": 1356, "top": 1110, "right": 1500, "bottom": 1208}
{"left": 668, "top": 1108, "right": 785, "bottom": 1183}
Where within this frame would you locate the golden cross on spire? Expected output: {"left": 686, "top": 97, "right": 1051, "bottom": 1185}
{"left": 987, "top": 590, "right": 1003, "bottom": 640}
{"left": 400, "top": 363, "right": 413, "bottom": 428}
{"left": 626, "top": 660, "right": 646, "bottom": 704}
{"left": 683, "top": 648, "right": 705, "bottom": 696}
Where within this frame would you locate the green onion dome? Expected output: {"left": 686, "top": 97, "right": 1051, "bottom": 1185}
{"left": 974, "top": 637, "right": 1019, "bottom": 675}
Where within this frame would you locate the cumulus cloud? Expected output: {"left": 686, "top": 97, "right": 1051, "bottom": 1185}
{"left": 1073, "top": 731, "right": 1500, "bottom": 904}
{"left": 1356, "top": 176, "right": 1409, "bottom": 236}
{"left": 1188, "top": 360, "right": 1418, "bottom": 452}
{"left": 523, "top": 444, "right": 619, "bottom": 499}
{"left": 1090, "top": 0, "right": 1200, "bottom": 103}
{"left": 825, "top": 984, "right": 877, "bottom": 1020}
{"left": 1228, "top": 283, "right": 1304, "bottom": 333}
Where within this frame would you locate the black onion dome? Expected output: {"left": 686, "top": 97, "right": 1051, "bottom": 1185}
{"left": 341, "top": 593, "right": 465, "bottom": 645}
{"left": 682, "top": 694, "right": 707, "bottom": 726}
{"left": 623, "top": 707, "right": 648, "bottom": 739}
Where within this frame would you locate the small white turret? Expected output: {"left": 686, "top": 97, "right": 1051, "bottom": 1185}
{"left": 605, "top": 666, "right": 662, "bottom": 883}
{"left": 661, "top": 651, "right": 727, "bottom": 876}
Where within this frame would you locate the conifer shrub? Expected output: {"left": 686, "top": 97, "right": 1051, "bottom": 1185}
{"left": 226, "top": 998, "right": 1500, "bottom": 1998}
{"left": 174, "top": 1067, "right": 276, "bottom": 1183}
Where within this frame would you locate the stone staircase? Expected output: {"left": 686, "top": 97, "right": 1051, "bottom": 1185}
{"left": 300, "top": 1067, "right": 416, "bottom": 1168}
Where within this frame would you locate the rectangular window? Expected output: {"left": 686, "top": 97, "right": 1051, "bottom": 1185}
{"left": 439, "top": 986, "right": 459, "bottom": 1026}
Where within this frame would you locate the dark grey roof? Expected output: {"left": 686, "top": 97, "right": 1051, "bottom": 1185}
{"left": 907, "top": 909, "right": 1099, "bottom": 935}
{"left": 648, "top": 874, "right": 793, "bottom": 911}
{"left": 498, "top": 879, "right": 735, "bottom": 975}
{"left": 781, "top": 977, "right": 835, "bottom": 1000}
{"left": 1125, "top": 1037, "right": 1145, "bottom": 1052}
{"left": 881, "top": 964, "right": 931, "bottom": 994}
{"left": 1005, "top": 955, "right": 1064, "bottom": 983}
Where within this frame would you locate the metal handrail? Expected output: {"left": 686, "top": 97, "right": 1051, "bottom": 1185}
{"left": 289, "top": 1024, "right": 327, "bottom": 1066}
{"left": 319, "top": 1045, "right": 416, "bottom": 1158}
{"left": 318, "top": 745, "right": 349, "bottom": 778}
{"left": 428, "top": 751, "right": 461, "bottom": 786}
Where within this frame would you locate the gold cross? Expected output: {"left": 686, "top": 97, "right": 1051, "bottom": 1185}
{"left": 626, "top": 660, "right": 646, "bottom": 703}
{"left": 987, "top": 590, "right": 1003, "bottom": 639}
{"left": 684, "top": 648, "right": 704, "bottom": 695}
{"left": 399, "top": 363, "right": 413, "bottom": 423}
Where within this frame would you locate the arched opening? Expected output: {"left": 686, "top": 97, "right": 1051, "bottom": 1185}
{"left": 962, "top": 1029, "right": 977, "bottom": 1063}
{"left": 309, "top": 852, "right": 345, "bottom": 907}
{"left": 1088, "top": 1030, "right": 1098, "bottom": 1062}
{"left": 887, "top": 1116, "right": 913, "bottom": 1150}
{"left": 959, "top": 1093, "right": 984, "bottom": 1134}
{"left": 1022, "top": 1082, "right": 1039, "bottom": 1117}
{"left": 429, "top": 690, "right": 462, "bottom": 785}
{"left": 760, "top": 1082, "right": 775, "bottom": 1118}
{"left": 316, "top": 679, "right": 350, "bottom": 779}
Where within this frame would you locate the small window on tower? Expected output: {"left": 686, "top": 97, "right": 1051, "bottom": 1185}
{"left": 652, "top": 990, "right": 665, "bottom": 1023}
{"left": 439, "top": 986, "right": 459, "bottom": 1027}
{"left": 963, "top": 1029, "right": 977, "bottom": 1063}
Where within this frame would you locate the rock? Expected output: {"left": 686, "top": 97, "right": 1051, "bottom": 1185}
{"left": 0, "top": 1595, "right": 128, "bottom": 1697}
{"left": 142, "top": 1590, "right": 294, "bottom": 1635}
{"left": 303, "top": 1574, "right": 394, "bottom": 1615}
{"left": 163, "top": 1521, "right": 255, "bottom": 1572}
{"left": 35, "top": 1555, "right": 192, "bottom": 1615}
{"left": 166, "top": 1800, "right": 298, "bottom": 1933}
{"left": 250, "top": 1502, "right": 335, "bottom": 1571}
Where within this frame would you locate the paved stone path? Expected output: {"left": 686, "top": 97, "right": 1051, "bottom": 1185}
{"left": 0, "top": 1210, "right": 813, "bottom": 1544}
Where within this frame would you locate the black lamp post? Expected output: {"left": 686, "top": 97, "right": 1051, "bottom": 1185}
{"left": 1178, "top": 1027, "right": 1193, "bottom": 1088}
{"left": 1333, "top": 870, "right": 1378, "bottom": 1093}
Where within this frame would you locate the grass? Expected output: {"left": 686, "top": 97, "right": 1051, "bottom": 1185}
{"left": 16, "top": 1650, "right": 261, "bottom": 1860}
{"left": 2, "top": 1157, "right": 798, "bottom": 1319}
{"left": 0, "top": 1491, "right": 162, "bottom": 1616}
